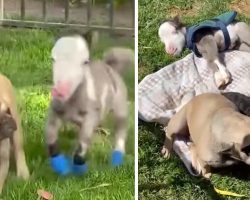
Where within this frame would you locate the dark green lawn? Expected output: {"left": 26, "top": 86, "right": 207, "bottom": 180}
{"left": 0, "top": 28, "right": 134, "bottom": 200}
{"left": 139, "top": 0, "right": 250, "bottom": 199}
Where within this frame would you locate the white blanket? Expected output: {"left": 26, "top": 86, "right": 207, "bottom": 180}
{"left": 138, "top": 50, "right": 250, "bottom": 175}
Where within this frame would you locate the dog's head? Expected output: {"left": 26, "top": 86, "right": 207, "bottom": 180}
{"left": 0, "top": 101, "right": 17, "bottom": 140}
{"left": 51, "top": 30, "right": 94, "bottom": 102}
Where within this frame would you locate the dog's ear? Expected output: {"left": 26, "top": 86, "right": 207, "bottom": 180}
{"left": 6, "top": 107, "right": 11, "bottom": 115}
{"left": 220, "top": 143, "right": 239, "bottom": 156}
{"left": 173, "top": 15, "right": 180, "bottom": 24}
{"left": 242, "top": 135, "right": 250, "bottom": 149}
{"left": 0, "top": 101, "right": 11, "bottom": 115}
{"left": 220, "top": 147, "right": 234, "bottom": 156}
{"left": 221, "top": 143, "right": 243, "bottom": 161}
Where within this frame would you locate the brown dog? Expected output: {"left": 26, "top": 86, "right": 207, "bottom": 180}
{"left": 0, "top": 74, "right": 29, "bottom": 193}
{"left": 162, "top": 93, "right": 250, "bottom": 178}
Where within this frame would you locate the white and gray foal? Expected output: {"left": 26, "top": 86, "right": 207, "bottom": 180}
{"left": 45, "top": 32, "right": 134, "bottom": 175}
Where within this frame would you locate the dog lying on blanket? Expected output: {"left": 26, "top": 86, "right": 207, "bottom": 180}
{"left": 0, "top": 74, "right": 29, "bottom": 193}
{"left": 162, "top": 93, "right": 250, "bottom": 178}
{"left": 45, "top": 32, "right": 134, "bottom": 175}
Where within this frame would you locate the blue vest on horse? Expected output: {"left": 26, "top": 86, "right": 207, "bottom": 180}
{"left": 186, "top": 11, "right": 237, "bottom": 57}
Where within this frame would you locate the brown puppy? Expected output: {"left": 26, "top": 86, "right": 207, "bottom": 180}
{"left": 0, "top": 74, "right": 29, "bottom": 193}
{"left": 162, "top": 93, "right": 250, "bottom": 178}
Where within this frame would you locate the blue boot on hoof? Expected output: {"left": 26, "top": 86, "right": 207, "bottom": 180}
{"left": 111, "top": 150, "right": 124, "bottom": 167}
{"left": 50, "top": 154, "right": 71, "bottom": 176}
{"left": 72, "top": 163, "right": 88, "bottom": 175}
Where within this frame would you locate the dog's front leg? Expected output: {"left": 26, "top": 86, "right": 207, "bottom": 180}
{"left": 190, "top": 145, "right": 211, "bottom": 179}
{"left": 0, "top": 139, "right": 10, "bottom": 194}
{"left": 201, "top": 164, "right": 212, "bottom": 179}
{"left": 10, "top": 109, "right": 29, "bottom": 180}
{"left": 72, "top": 111, "right": 99, "bottom": 174}
{"left": 161, "top": 130, "right": 173, "bottom": 159}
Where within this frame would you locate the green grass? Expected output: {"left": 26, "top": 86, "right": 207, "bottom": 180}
{"left": 139, "top": 0, "right": 250, "bottom": 199}
{"left": 0, "top": 28, "right": 134, "bottom": 200}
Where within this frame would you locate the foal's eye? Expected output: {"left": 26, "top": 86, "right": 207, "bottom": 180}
{"left": 51, "top": 58, "right": 55, "bottom": 63}
{"left": 82, "top": 60, "right": 89, "bottom": 65}
{"left": 171, "top": 30, "right": 177, "bottom": 34}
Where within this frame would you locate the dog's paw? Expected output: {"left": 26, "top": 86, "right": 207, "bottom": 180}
{"left": 17, "top": 163, "right": 30, "bottom": 180}
{"left": 203, "top": 172, "right": 212, "bottom": 179}
{"left": 161, "top": 146, "right": 170, "bottom": 159}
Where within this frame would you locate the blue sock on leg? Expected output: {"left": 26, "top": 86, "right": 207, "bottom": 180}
{"left": 72, "top": 163, "right": 88, "bottom": 175}
{"left": 111, "top": 150, "right": 124, "bottom": 166}
{"left": 71, "top": 154, "right": 88, "bottom": 175}
{"left": 50, "top": 154, "right": 71, "bottom": 175}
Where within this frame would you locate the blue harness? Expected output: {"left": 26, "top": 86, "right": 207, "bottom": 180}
{"left": 186, "top": 11, "right": 237, "bottom": 57}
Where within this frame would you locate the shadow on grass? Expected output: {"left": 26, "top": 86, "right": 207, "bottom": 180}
{"left": 139, "top": 179, "right": 225, "bottom": 200}
{"left": 212, "top": 163, "right": 250, "bottom": 181}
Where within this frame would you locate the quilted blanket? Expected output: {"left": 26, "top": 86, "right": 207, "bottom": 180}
{"left": 138, "top": 50, "right": 250, "bottom": 175}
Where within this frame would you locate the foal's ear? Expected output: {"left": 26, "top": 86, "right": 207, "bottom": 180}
{"left": 82, "top": 30, "right": 93, "bottom": 49}
{"left": 82, "top": 30, "right": 99, "bottom": 50}
{"left": 170, "top": 15, "right": 184, "bottom": 30}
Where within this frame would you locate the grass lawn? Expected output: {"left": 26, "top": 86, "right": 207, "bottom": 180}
{"left": 0, "top": 28, "right": 134, "bottom": 200}
{"left": 139, "top": 0, "right": 250, "bottom": 199}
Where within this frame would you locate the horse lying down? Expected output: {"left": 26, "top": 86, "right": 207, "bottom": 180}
{"left": 162, "top": 92, "right": 250, "bottom": 178}
{"left": 159, "top": 11, "right": 250, "bottom": 89}
{"left": 45, "top": 32, "right": 134, "bottom": 175}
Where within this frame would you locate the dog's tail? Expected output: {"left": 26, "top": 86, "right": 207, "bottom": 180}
{"left": 103, "top": 47, "right": 134, "bottom": 74}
